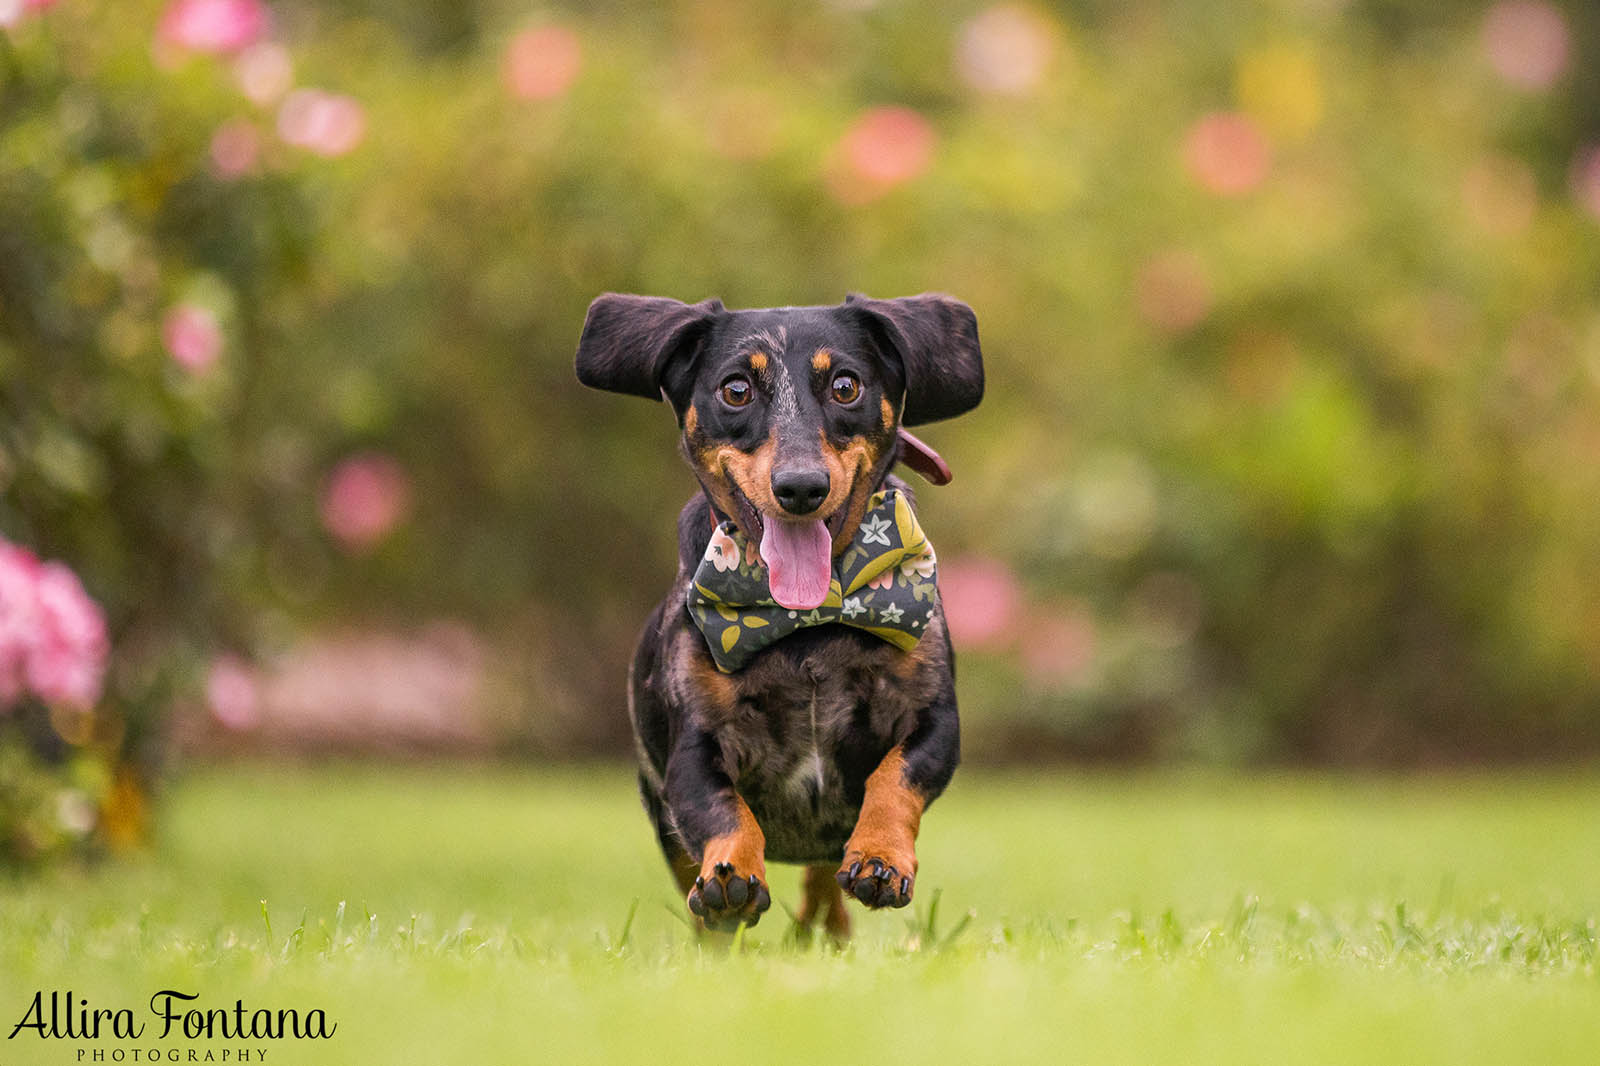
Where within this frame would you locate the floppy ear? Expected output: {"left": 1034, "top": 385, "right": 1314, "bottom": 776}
{"left": 846, "top": 293, "right": 984, "bottom": 426}
{"left": 574, "top": 293, "right": 724, "bottom": 402}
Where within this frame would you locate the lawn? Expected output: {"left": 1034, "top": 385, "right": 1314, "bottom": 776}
{"left": 2, "top": 763, "right": 1598, "bottom": 1065}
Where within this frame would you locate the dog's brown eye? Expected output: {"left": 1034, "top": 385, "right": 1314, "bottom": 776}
{"left": 831, "top": 373, "right": 861, "bottom": 405}
{"left": 720, "top": 377, "right": 753, "bottom": 408}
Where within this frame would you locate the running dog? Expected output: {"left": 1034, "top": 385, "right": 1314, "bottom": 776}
{"left": 575, "top": 292, "right": 982, "bottom": 936}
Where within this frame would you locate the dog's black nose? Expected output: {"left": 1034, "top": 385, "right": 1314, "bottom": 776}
{"left": 771, "top": 468, "right": 830, "bottom": 515}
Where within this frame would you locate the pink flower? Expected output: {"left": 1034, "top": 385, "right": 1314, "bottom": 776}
{"left": 161, "top": 304, "right": 223, "bottom": 373}
{"left": 938, "top": 555, "right": 1021, "bottom": 649}
{"left": 0, "top": 542, "right": 41, "bottom": 707}
{"left": 867, "top": 568, "right": 895, "bottom": 591}
{"left": 504, "top": 25, "right": 582, "bottom": 101}
{"left": 1183, "top": 112, "right": 1270, "bottom": 196}
{"left": 1482, "top": 1, "right": 1569, "bottom": 91}
{"left": 210, "top": 118, "right": 261, "bottom": 179}
{"left": 955, "top": 5, "right": 1057, "bottom": 96}
{"left": 277, "top": 89, "right": 366, "bottom": 157}
{"left": 157, "top": 0, "right": 268, "bottom": 55}
{"left": 233, "top": 41, "right": 293, "bottom": 105}
{"left": 0, "top": 0, "right": 60, "bottom": 27}
{"left": 206, "top": 654, "right": 260, "bottom": 730}
{"left": 827, "top": 107, "right": 937, "bottom": 204}
{"left": 0, "top": 540, "right": 108, "bottom": 712}
{"left": 707, "top": 527, "right": 740, "bottom": 572}
{"left": 28, "top": 562, "right": 109, "bottom": 710}
{"left": 321, "top": 453, "right": 411, "bottom": 552}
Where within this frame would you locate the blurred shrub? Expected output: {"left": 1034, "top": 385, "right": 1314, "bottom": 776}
{"left": 0, "top": 535, "right": 114, "bottom": 864}
{"left": 0, "top": 0, "right": 342, "bottom": 858}
{"left": 2, "top": 0, "right": 1599, "bottom": 787}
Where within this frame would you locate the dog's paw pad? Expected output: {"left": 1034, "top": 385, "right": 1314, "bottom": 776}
{"left": 836, "top": 857, "right": 913, "bottom": 909}
{"left": 688, "top": 867, "right": 771, "bottom": 931}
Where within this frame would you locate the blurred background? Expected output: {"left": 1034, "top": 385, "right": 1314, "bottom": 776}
{"left": 2, "top": 0, "right": 1599, "bottom": 864}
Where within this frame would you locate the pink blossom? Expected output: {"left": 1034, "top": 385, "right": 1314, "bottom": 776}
{"left": 0, "top": 0, "right": 60, "bottom": 27}
{"left": 233, "top": 41, "right": 293, "bottom": 105}
{"left": 157, "top": 0, "right": 268, "bottom": 55}
{"left": 206, "top": 654, "right": 260, "bottom": 730}
{"left": 938, "top": 555, "right": 1021, "bottom": 649}
{"left": 28, "top": 562, "right": 109, "bottom": 710}
{"left": 0, "top": 540, "right": 108, "bottom": 712}
{"left": 321, "top": 453, "right": 411, "bottom": 552}
{"left": 1482, "top": 1, "right": 1569, "bottom": 91}
{"left": 1135, "top": 249, "right": 1212, "bottom": 334}
{"left": 161, "top": 304, "right": 223, "bottom": 373}
{"left": 504, "top": 25, "right": 582, "bottom": 101}
{"left": 0, "top": 542, "right": 41, "bottom": 706}
{"left": 1571, "top": 145, "right": 1600, "bottom": 222}
{"left": 1183, "top": 112, "right": 1270, "bottom": 196}
{"left": 955, "top": 5, "right": 1057, "bottom": 96}
{"left": 210, "top": 118, "right": 261, "bottom": 179}
{"left": 827, "top": 107, "right": 937, "bottom": 204}
{"left": 277, "top": 89, "right": 366, "bottom": 157}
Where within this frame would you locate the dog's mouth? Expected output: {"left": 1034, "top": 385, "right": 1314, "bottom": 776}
{"left": 726, "top": 484, "right": 850, "bottom": 612}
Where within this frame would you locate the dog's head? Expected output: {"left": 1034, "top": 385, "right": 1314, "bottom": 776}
{"left": 575, "top": 293, "right": 982, "bottom": 609}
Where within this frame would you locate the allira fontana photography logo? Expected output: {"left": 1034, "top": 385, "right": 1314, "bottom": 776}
{"left": 8, "top": 990, "right": 336, "bottom": 1062}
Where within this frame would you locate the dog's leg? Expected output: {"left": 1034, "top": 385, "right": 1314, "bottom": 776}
{"left": 837, "top": 684, "right": 959, "bottom": 909}
{"left": 796, "top": 864, "right": 852, "bottom": 941}
{"left": 665, "top": 726, "right": 773, "bottom": 930}
{"left": 639, "top": 772, "right": 701, "bottom": 897}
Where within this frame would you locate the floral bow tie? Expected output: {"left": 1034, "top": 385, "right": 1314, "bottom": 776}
{"left": 687, "top": 489, "right": 940, "bottom": 672}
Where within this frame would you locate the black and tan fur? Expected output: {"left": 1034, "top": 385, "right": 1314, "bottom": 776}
{"left": 576, "top": 293, "right": 983, "bottom": 936}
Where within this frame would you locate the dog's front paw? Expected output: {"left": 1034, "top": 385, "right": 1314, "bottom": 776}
{"left": 688, "top": 861, "right": 772, "bottom": 931}
{"left": 836, "top": 851, "right": 914, "bottom": 909}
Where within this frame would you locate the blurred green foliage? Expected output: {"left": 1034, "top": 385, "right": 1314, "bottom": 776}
{"left": 1, "top": 2, "right": 323, "bottom": 774}
{"left": 2, "top": 0, "right": 1600, "bottom": 768}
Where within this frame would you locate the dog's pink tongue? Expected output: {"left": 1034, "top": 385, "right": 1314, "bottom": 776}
{"left": 760, "top": 519, "right": 833, "bottom": 610}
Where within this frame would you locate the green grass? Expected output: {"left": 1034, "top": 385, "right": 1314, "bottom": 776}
{"left": 3, "top": 764, "right": 1599, "bottom": 1065}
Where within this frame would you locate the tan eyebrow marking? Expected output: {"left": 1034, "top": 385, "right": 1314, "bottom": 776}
{"left": 748, "top": 351, "right": 769, "bottom": 374}
{"left": 811, "top": 349, "right": 832, "bottom": 373}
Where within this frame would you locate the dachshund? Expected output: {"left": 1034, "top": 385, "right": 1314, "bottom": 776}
{"left": 575, "top": 292, "right": 982, "bottom": 937}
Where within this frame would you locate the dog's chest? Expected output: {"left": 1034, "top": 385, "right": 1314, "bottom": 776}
{"left": 741, "top": 684, "right": 858, "bottom": 861}
{"left": 711, "top": 630, "right": 910, "bottom": 862}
